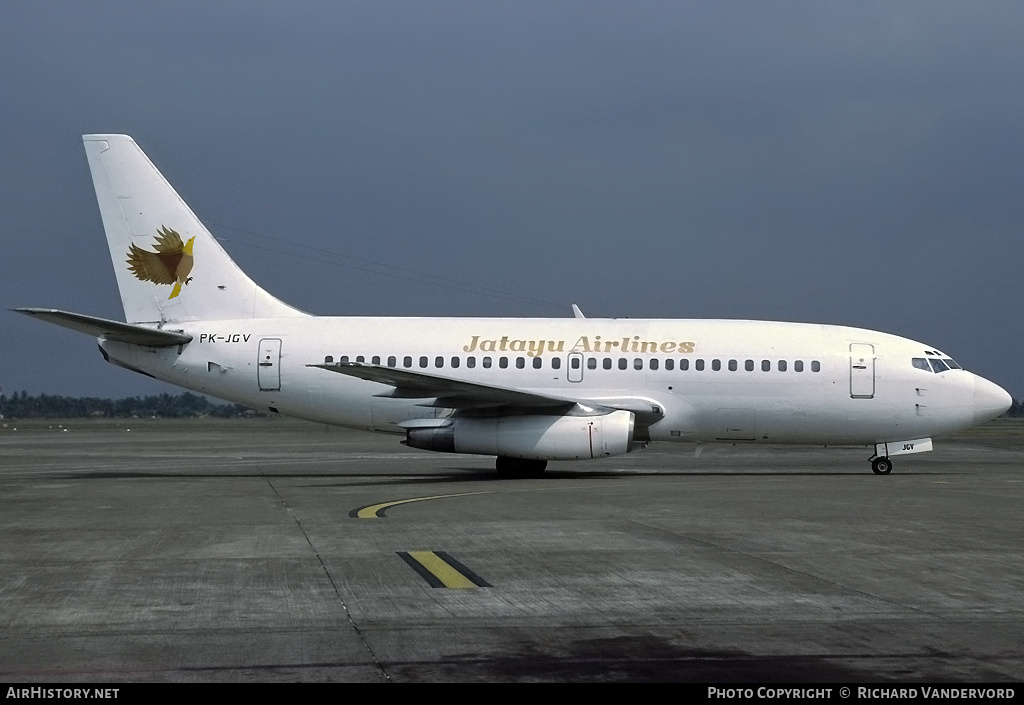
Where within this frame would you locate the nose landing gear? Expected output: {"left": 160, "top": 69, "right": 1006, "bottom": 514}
{"left": 870, "top": 456, "right": 893, "bottom": 475}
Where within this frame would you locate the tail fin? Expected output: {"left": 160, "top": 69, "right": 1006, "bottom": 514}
{"left": 83, "top": 134, "right": 306, "bottom": 323}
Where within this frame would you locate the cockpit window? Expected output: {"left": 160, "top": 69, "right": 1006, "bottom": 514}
{"left": 914, "top": 356, "right": 962, "bottom": 373}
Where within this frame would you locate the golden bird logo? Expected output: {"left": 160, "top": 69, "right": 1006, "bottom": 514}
{"left": 126, "top": 226, "right": 195, "bottom": 299}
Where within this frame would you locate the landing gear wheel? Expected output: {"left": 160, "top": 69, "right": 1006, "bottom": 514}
{"left": 871, "top": 457, "right": 893, "bottom": 475}
{"left": 495, "top": 457, "right": 548, "bottom": 478}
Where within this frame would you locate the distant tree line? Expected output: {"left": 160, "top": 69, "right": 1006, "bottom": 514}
{"left": 1, "top": 389, "right": 1021, "bottom": 419}
{"left": 0, "top": 391, "right": 264, "bottom": 419}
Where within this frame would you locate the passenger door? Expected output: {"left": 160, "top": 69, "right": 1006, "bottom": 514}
{"left": 849, "top": 343, "right": 875, "bottom": 399}
{"left": 258, "top": 338, "right": 282, "bottom": 391}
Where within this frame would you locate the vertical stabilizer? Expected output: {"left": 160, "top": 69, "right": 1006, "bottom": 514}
{"left": 83, "top": 134, "right": 306, "bottom": 323}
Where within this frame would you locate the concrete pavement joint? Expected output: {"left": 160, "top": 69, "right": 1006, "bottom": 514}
{"left": 260, "top": 465, "right": 392, "bottom": 682}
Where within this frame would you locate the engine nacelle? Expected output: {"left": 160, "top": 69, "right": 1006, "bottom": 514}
{"left": 405, "top": 410, "right": 635, "bottom": 460}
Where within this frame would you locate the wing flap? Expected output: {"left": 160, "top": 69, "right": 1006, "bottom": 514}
{"left": 13, "top": 308, "right": 192, "bottom": 346}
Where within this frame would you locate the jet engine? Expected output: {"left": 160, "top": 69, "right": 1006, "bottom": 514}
{"left": 404, "top": 409, "right": 635, "bottom": 460}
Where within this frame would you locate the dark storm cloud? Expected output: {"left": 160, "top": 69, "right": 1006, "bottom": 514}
{"left": 1, "top": 1, "right": 1022, "bottom": 398}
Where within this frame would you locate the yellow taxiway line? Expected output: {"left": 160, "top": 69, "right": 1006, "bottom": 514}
{"left": 399, "top": 551, "right": 488, "bottom": 588}
{"left": 351, "top": 491, "right": 493, "bottom": 519}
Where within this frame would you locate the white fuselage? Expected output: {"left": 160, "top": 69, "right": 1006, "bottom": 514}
{"left": 101, "top": 316, "right": 987, "bottom": 448}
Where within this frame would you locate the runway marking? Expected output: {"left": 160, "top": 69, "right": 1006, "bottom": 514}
{"left": 351, "top": 491, "right": 493, "bottom": 518}
{"left": 398, "top": 551, "right": 491, "bottom": 589}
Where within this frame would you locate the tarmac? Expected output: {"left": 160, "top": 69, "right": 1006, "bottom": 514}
{"left": 1, "top": 416, "right": 1022, "bottom": 682}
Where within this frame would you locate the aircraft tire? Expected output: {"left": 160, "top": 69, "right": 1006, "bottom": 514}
{"left": 495, "top": 457, "right": 548, "bottom": 478}
{"left": 871, "top": 457, "right": 893, "bottom": 475}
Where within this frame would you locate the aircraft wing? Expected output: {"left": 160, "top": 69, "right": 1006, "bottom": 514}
{"left": 310, "top": 362, "right": 667, "bottom": 423}
{"left": 310, "top": 362, "right": 580, "bottom": 410}
{"left": 12, "top": 308, "right": 192, "bottom": 346}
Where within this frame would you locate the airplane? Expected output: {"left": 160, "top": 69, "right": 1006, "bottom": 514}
{"left": 14, "top": 134, "right": 1013, "bottom": 477}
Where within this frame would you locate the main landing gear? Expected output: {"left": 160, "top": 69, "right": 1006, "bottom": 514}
{"left": 495, "top": 456, "right": 548, "bottom": 478}
{"left": 870, "top": 456, "right": 893, "bottom": 475}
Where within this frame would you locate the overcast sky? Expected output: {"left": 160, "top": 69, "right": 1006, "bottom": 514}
{"left": 2, "top": 1, "right": 1022, "bottom": 400}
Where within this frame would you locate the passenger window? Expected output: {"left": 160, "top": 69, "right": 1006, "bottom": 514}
{"left": 650, "top": 358, "right": 659, "bottom": 370}
{"left": 665, "top": 359, "right": 674, "bottom": 371}
{"left": 778, "top": 360, "right": 787, "bottom": 372}
{"left": 618, "top": 358, "right": 628, "bottom": 370}
{"left": 483, "top": 357, "right": 492, "bottom": 369}
{"left": 467, "top": 356, "right": 476, "bottom": 368}
{"left": 811, "top": 361, "right": 821, "bottom": 372}
{"left": 388, "top": 356, "right": 397, "bottom": 367}
{"left": 499, "top": 357, "right": 509, "bottom": 369}
{"left": 371, "top": 355, "right": 380, "bottom": 365}
{"left": 762, "top": 360, "right": 770, "bottom": 372}
{"left": 451, "top": 356, "right": 460, "bottom": 368}
{"left": 324, "top": 356, "right": 333, "bottom": 364}
{"left": 794, "top": 360, "right": 804, "bottom": 372}
{"left": 696, "top": 359, "right": 705, "bottom": 371}
{"left": 587, "top": 358, "right": 597, "bottom": 370}
{"left": 603, "top": 358, "right": 612, "bottom": 370}
{"left": 340, "top": 355, "right": 349, "bottom": 363}
{"left": 634, "top": 358, "right": 643, "bottom": 370}
{"left": 551, "top": 358, "right": 561, "bottom": 370}
{"left": 728, "top": 359, "right": 737, "bottom": 371}
{"left": 435, "top": 356, "right": 444, "bottom": 368}
{"left": 533, "top": 357, "right": 542, "bottom": 369}
{"left": 680, "top": 359, "right": 689, "bottom": 371}
{"left": 356, "top": 356, "right": 365, "bottom": 363}
{"left": 516, "top": 357, "right": 525, "bottom": 369}
{"left": 419, "top": 356, "right": 428, "bottom": 368}
{"left": 711, "top": 359, "right": 721, "bottom": 371}
{"left": 403, "top": 356, "right": 412, "bottom": 368}
{"left": 745, "top": 360, "right": 754, "bottom": 371}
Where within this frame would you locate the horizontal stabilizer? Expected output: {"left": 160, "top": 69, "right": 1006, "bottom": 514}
{"left": 12, "top": 308, "right": 192, "bottom": 346}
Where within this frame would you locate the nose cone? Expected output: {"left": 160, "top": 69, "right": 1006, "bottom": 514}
{"left": 974, "top": 374, "right": 1013, "bottom": 424}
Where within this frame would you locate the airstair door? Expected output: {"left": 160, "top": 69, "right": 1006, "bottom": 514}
{"left": 850, "top": 343, "right": 875, "bottom": 399}
{"left": 258, "top": 338, "right": 282, "bottom": 391}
